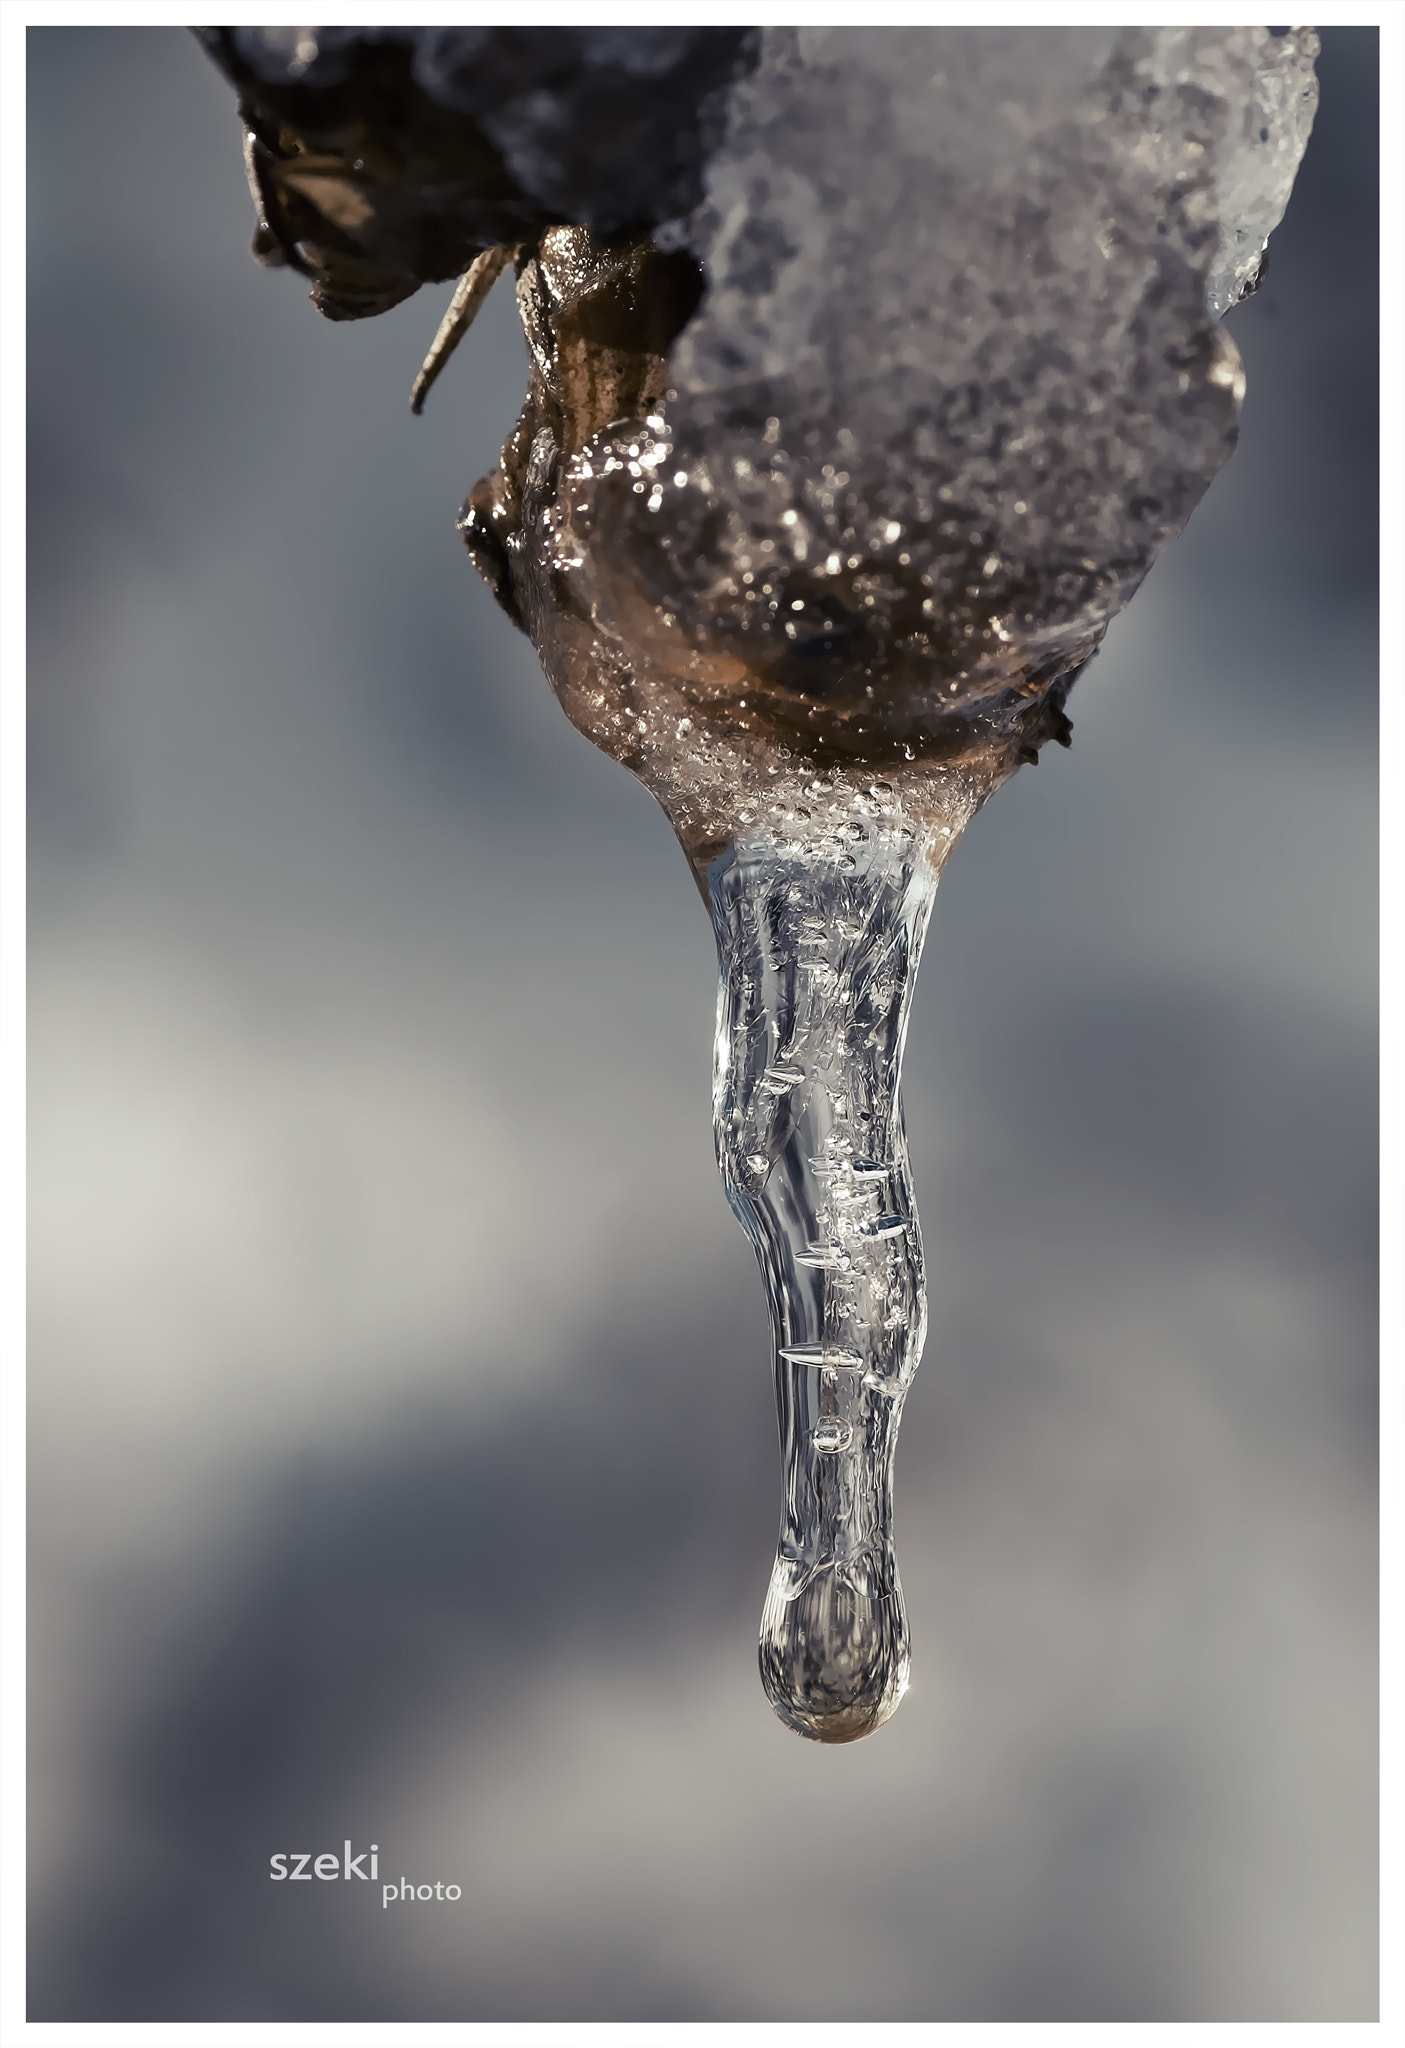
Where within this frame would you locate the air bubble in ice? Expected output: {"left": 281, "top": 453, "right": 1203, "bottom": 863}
{"left": 812, "top": 1418, "right": 854, "bottom": 1455}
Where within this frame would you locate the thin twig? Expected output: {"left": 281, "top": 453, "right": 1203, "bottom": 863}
{"left": 410, "top": 245, "right": 515, "bottom": 416}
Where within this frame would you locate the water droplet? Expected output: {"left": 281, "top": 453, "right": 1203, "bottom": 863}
{"left": 759, "top": 1553, "right": 909, "bottom": 1743}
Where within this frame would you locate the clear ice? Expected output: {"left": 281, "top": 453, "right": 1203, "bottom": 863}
{"left": 211, "top": 24, "right": 1320, "bottom": 1740}
{"left": 712, "top": 780, "right": 975, "bottom": 1738}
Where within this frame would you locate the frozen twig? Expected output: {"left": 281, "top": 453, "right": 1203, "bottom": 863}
{"left": 410, "top": 245, "right": 514, "bottom": 416}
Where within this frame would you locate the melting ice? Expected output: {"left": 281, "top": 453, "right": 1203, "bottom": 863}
{"left": 212, "top": 24, "right": 1320, "bottom": 1740}
{"left": 503, "top": 27, "right": 1319, "bottom": 1740}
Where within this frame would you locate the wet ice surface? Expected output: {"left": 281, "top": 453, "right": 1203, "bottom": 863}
{"left": 710, "top": 786, "right": 972, "bottom": 1738}
{"left": 508, "top": 27, "right": 1318, "bottom": 1735}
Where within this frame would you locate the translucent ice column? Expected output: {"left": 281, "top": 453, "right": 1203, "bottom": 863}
{"left": 711, "top": 780, "right": 975, "bottom": 1738}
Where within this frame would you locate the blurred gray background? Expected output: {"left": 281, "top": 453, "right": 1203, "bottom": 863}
{"left": 28, "top": 27, "right": 1377, "bottom": 2023}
